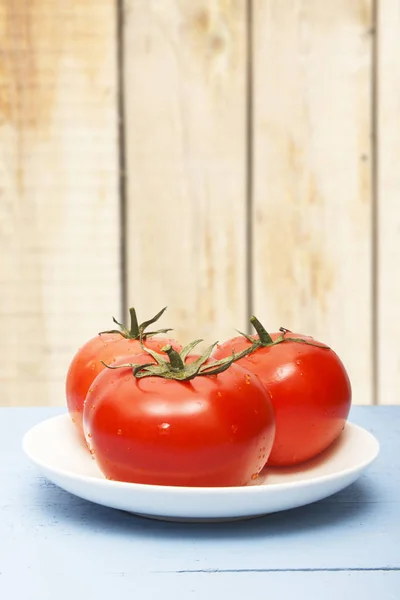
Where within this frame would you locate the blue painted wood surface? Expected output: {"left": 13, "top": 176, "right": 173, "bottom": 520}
{"left": 0, "top": 406, "right": 399, "bottom": 599}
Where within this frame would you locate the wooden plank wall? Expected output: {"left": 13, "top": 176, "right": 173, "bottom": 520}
{"left": 0, "top": 1, "right": 121, "bottom": 406}
{"left": 377, "top": 0, "right": 400, "bottom": 405}
{"left": 252, "top": 0, "right": 373, "bottom": 405}
{"left": 123, "top": 0, "right": 248, "bottom": 345}
{"left": 0, "top": 1, "right": 398, "bottom": 406}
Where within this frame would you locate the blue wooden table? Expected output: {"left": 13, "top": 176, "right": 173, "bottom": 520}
{"left": 1, "top": 406, "right": 399, "bottom": 599}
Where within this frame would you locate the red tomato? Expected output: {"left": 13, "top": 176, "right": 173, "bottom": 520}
{"left": 213, "top": 323, "right": 351, "bottom": 466}
{"left": 66, "top": 307, "right": 180, "bottom": 437}
{"left": 83, "top": 349, "right": 276, "bottom": 487}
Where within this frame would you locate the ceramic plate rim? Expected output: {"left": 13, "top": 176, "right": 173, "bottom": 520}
{"left": 22, "top": 413, "right": 380, "bottom": 495}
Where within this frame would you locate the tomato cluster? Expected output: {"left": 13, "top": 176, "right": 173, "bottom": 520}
{"left": 66, "top": 308, "right": 351, "bottom": 487}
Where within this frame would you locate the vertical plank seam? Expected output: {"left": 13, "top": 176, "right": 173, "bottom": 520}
{"left": 246, "top": 0, "right": 254, "bottom": 332}
{"left": 117, "top": 0, "right": 128, "bottom": 320}
{"left": 372, "top": 0, "right": 379, "bottom": 405}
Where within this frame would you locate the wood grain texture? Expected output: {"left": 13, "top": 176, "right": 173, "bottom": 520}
{"left": 377, "top": 0, "right": 400, "bottom": 405}
{"left": 123, "top": 0, "right": 248, "bottom": 346}
{"left": 252, "top": 1, "right": 373, "bottom": 404}
{"left": 0, "top": 1, "right": 120, "bottom": 406}
{"left": 2, "top": 570, "right": 400, "bottom": 600}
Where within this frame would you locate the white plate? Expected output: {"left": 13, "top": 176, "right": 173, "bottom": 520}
{"left": 22, "top": 414, "right": 379, "bottom": 522}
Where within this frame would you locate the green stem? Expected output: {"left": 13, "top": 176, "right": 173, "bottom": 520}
{"left": 105, "top": 337, "right": 260, "bottom": 381}
{"left": 128, "top": 307, "right": 140, "bottom": 338}
{"left": 99, "top": 306, "right": 171, "bottom": 340}
{"left": 162, "top": 345, "right": 185, "bottom": 370}
{"left": 250, "top": 316, "right": 274, "bottom": 345}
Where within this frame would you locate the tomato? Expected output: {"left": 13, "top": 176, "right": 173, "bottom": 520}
{"left": 83, "top": 343, "right": 276, "bottom": 487}
{"left": 213, "top": 319, "right": 351, "bottom": 466}
{"left": 66, "top": 307, "right": 180, "bottom": 438}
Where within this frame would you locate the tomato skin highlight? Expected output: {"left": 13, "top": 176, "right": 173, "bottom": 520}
{"left": 213, "top": 332, "right": 351, "bottom": 466}
{"left": 83, "top": 354, "right": 276, "bottom": 487}
{"left": 66, "top": 334, "right": 181, "bottom": 438}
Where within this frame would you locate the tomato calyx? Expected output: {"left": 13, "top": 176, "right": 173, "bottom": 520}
{"left": 103, "top": 338, "right": 253, "bottom": 381}
{"left": 99, "top": 306, "right": 173, "bottom": 340}
{"left": 237, "top": 316, "right": 330, "bottom": 351}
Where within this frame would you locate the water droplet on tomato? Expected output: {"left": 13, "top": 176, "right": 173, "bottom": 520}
{"left": 244, "top": 374, "right": 251, "bottom": 384}
{"left": 217, "top": 391, "right": 222, "bottom": 397}
{"left": 158, "top": 422, "right": 170, "bottom": 430}
{"left": 87, "top": 433, "right": 92, "bottom": 438}
{"left": 88, "top": 388, "right": 93, "bottom": 394}
{"left": 296, "top": 359, "right": 301, "bottom": 365}
{"left": 117, "top": 429, "right": 122, "bottom": 435}
{"left": 89, "top": 448, "right": 95, "bottom": 456}
{"left": 231, "top": 424, "right": 238, "bottom": 434}
{"left": 90, "top": 363, "right": 96, "bottom": 370}
{"left": 251, "top": 473, "right": 259, "bottom": 481}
